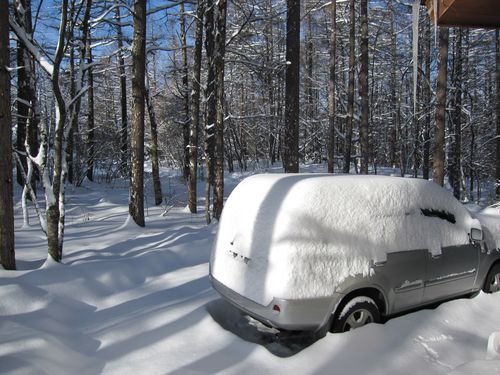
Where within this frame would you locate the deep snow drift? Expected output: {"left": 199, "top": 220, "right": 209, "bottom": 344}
{"left": 2, "top": 167, "right": 500, "bottom": 374}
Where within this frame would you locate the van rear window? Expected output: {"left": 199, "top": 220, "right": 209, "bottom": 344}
{"left": 420, "top": 208, "right": 456, "bottom": 224}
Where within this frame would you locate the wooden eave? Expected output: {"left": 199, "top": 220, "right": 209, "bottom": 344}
{"left": 422, "top": 0, "right": 500, "bottom": 29}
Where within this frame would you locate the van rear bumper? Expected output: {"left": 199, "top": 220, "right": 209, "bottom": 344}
{"left": 210, "top": 275, "right": 341, "bottom": 331}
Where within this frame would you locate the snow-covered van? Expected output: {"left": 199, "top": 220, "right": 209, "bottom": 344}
{"left": 209, "top": 174, "right": 500, "bottom": 333}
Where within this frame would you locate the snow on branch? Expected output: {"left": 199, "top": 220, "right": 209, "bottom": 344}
{"left": 67, "top": 85, "right": 90, "bottom": 109}
{"left": 91, "top": 3, "right": 133, "bottom": 28}
{"left": 147, "top": 45, "right": 191, "bottom": 54}
{"left": 147, "top": 1, "right": 187, "bottom": 15}
{"left": 9, "top": 16, "right": 54, "bottom": 77}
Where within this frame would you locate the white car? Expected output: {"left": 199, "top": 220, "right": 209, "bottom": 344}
{"left": 210, "top": 175, "right": 500, "bottom": 333}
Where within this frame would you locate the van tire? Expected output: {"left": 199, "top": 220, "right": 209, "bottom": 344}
{"left": 332, "top": 296, "right": 380, "bottom": 333}
{"left": 483, "top": 264, "right": 500, "bottom": 293}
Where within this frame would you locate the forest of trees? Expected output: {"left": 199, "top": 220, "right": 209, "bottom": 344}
{"left": 0, "top": 0, "right": 499, "bottom": 269}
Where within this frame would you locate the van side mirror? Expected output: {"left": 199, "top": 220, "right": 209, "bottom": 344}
{"left": 470, "top": 228, "right": 483, "bottom": 242}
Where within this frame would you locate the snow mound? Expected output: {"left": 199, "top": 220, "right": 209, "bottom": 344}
{"left": 211, "top": 174, "right": 477, "bottom": 305}
{"left": 41, "top": 255, "right": 64, "bottom": 269}
{"left": 118, "top": 214, "right": 145, "bottom": 231}
{"left": 487, "top": 332, "right": 500, "bottom": 360}
{"left": 447, "top": 360, "right": 500, "bottom": 374}
{"left": 0, "top": 284, "right": 49, "bottom": 315}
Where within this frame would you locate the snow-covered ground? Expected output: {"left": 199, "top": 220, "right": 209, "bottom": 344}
{"left": 2, "top": 166, "right": 500, "bottom": 374}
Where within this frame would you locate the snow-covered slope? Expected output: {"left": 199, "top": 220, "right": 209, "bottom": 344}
{"left": 2, "top": 171, "right": 500, "bottom": 374}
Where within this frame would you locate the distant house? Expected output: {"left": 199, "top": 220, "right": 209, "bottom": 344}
{"left": 421, "top": 0, "right": 500, "bottom": 29}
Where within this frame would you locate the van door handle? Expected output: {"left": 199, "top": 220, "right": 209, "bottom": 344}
{"left": 431, "top": 254, "right": 441, "bottom": 259}
{"left": 373, "top": 261, "right": 386, "bottom": 267}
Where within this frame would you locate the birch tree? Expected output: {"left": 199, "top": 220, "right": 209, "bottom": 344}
{"left": 14, "top": 0, "right": 39, "bottom": 189}
{"left": 10, "top": 0, "right": 78, "bottom": 261}
{"left": 14, "top": 0, "right": 42, "bottom": 228}
{"left": 46, "top": 0, "right": 70, "bottom": 261}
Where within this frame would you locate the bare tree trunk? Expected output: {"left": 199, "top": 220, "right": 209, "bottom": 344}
{"left": 398, "top": 96, "right": 405, "bottom": 176}
{"left": 433, "top": 27, "right": 449, "bottom": 187}
{"left": 72, "top": 0, "right": 92, "bottom": 186}
{"left": 129, "top": 0, "right": 146, "bottom": 227}
{"left": 145, "top": 84, "right": 162, "bottom": 206}
{"left": 463, "top": 30, "right": 473, "bottom": 198}
{"left": 359, "top": 0, "right": 369, "bottom": 174}
{"left": 68, "top": 0, "right": 91, "bottom": 186}
{"left": 47, "top": 0, "right": 69, "bottom": 262}
{"left": 343, "top": 0, "right": 355, "bottom": 174}
{"left": 422, "top": 17, "right": 431, "bottom": 180}
{"left": 276, "top": 73, "right": 283, "bottom": 162}
{"left": 304, "top": 14, "right": 313, "bottom": 163}
{"left": 180, "top": 2, "right": 190, "bottom": 181}
{"left": 14, "top": 0, "right": 38, "bottom": 189}
{"left": 213, "top": 0, "right": 227, "bottom": 220}
{"left": 0, "top": 0, "right": 15, "bottom": 270}
{"left": 457, "top": 30, "right": 469, "bottom": 201}
{"left": 14, "top": 149, "right": 46, "bottom": 233}
{"left": 15, "top": 0, "right": 40, "bottom": 231}
{"left": 115, "top": 4, "right": 128, "bottom": 177}
{"left": 188, "top": 0, "right": 205, "bottom": 214}
{"left": 450, "top": 29, "right": 462, "bottom": 199}
{"left": 496, "top": 30, "right": 500, "bottom": 199}
{"left": 86, "top": 25, "right": 95, "bottom": 182}
{"left": 411, "top": 3, "right": 420, "bottom": 179}
{"left": 388, "top": 8, "right": 397, "bottom": 169}
{"left": 67, "top": 2, "right": 76, "bottom": 185}
{"left": 204, "top": 0, "right": 216, "bottom": 224}
{"left": 16, "top": 51, "right": 28, "bottom": 186}
{"left": 327, "top": 0, "right": 337, "bottom": 173}
{"left": 265, "top": 0, "right": 276, "bottom": 165}
{"left": 412, "top": 62, "right": 421, "bottom": 178}
{"left": 283, "top": 0, "right": 300, "bottom": 173}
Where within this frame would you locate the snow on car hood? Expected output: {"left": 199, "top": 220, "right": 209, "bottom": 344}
{"left": 210, "top": 174, "right": 477, "bottom": 305}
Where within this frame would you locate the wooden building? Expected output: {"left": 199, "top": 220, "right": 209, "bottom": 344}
{"left": 421, "top": 0, "right": 500, "bottom": 29}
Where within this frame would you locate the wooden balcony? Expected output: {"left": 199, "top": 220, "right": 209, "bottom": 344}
{"left": 422, "top": 0, "right": 500, "bottom": 29}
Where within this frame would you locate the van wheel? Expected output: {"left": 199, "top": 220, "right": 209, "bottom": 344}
{"left": 483, "top": 264, "right": 500, "bottom": 293}
{"left": 332, "top": 296, "right": 380, "bottom": 333}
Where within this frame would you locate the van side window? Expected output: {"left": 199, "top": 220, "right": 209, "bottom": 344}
{"left": 420, "top": 208, "right": 456, "bottom": 224}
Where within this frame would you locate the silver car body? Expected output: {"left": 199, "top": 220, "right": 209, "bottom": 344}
{"left": 209, "top": 174, "right": 500, "bottom": 332}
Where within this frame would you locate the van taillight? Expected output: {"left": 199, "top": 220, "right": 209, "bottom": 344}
{"left": 273, "top": 304, "right": 281, "bottom": 313}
